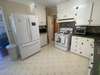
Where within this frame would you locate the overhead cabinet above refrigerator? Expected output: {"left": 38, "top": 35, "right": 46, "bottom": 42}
{"left": 10, "top": 14, "right": 40, "bottom": 59}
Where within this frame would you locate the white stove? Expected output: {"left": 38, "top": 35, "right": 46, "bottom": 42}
{"left": 55, "top": 28, "right": 73, "bottom": 51}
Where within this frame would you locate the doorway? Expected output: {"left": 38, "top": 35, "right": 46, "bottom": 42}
{"left": 0, "top": 7, "right": 9, "bottom": 59}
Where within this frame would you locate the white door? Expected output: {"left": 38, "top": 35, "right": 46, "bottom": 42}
{"left": 47, "top": 16, "right": 54, "bottom": 43}
{"left": 14, "top": 14, "right": 31, "bottom": 46}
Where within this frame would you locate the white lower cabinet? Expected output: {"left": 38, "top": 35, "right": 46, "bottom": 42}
{"left": 40, "top": 33, "right": 48, "bottom": 47}
{"left": 71, "top": 36, "right": 94, "bottom": 58}
{"left": 71, "top": 36, "right": 94, "bottom": 75}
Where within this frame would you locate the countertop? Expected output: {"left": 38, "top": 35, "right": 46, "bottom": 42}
{"left": 73, "top": 33, "right": 100, "bottom": 41}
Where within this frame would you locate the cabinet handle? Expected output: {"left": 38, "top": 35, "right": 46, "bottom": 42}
{"left": 76, "top": 6, "right": 79, "bottom": 10}
{"left": 91, "top": 53, "right": 94, "bottom": 56}
{"left": 88, "top": 19, "right": 93, "bottom": 22}
{"left": 90, "top": 44, "right": 93, "bottom": 46}
{"left": 75, "top": 13, "right": 77, "bottom": 16}
{"left": 81, "top": 42, "right": 84, "bottom": 45}
{"left": 75, "top": 45, "right": 77, "bottom": 47}
{"left": 64, "top": 15, "right": 66, "bottom": 17}
{"left": 88, "top": 66, "right": 92, "bottom": 69}
{"left": 80, "top": 52, "right": 82, "bottom": 54}
{"left": 91, "top": 62, "right": 94, "bottom": 65}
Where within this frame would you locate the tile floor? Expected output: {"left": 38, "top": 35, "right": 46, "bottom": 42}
{"left": 0, "top": 44, "right": 89, "bottom": 75}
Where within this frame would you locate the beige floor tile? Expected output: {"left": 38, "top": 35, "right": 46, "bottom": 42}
{"left": 0, "top": 44, "right": 89, "bottom": 75}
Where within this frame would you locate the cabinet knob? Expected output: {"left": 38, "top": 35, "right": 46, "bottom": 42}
{"left": 80, "top": 52, "right": 82, "bottom": 54}
{"left": 90, "top": 44, "right": 93, "bottom": 46}
{"left": 88, "top": 66, "right": 92, "bottom": 69}
{"left": 76, "top": 6, "right": 79, "bottom": 10}
{"left": 88, "top": 19, "right": 93, "bottom": 22}
{"left": 64, "top": 15, "right": 66, "bottom": 17}
{"left": 81, "top": 42, "right": 84, "bottom": 45}
{"left": 91, "top": 53, "right": 94, "bottom": 56}
{"left": 75, "top": 13, "right": 77, "bottom": 16}
{"left": 91, "top": 62, "right": 94, "bottom": 65}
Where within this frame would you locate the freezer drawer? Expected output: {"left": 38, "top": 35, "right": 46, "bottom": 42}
{"left": 19, "top": 40, "right": 40, "bottom": 59}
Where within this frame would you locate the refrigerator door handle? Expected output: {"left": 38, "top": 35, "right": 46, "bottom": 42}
{"left": 27, "top": 17, "right": 33, "bottom": 42}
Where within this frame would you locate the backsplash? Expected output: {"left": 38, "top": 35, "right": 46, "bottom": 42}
{"left": 59, "top": 21, "right": 75, "bottom": 28}
{"left": 86, "top": 26, "right": 100, "bottom": 34}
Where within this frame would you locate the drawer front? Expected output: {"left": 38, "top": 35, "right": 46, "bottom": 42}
{"left": 71, "top": 36, "right": 94, "bottom": 58}
{"left": 71, "top": 36, "right": 79, "bottom": 54}
{"left": 20, "top": 41, "right": 40, "bottom": 59}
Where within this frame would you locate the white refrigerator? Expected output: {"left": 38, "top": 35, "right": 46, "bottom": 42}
{"left": 10, "top": 14, "right": 41, "bottom": 59}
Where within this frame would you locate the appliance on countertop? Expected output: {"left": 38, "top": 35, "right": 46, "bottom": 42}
{"left": 10, "top": 14, "right": 41, "bottom": 59}
{"left": 39, "top": 25, "right": 48, "bottom": 47}
{"left": 55, "top": 28, "right": 73, "bottom": 51}
{"left": 60, "top": 28, "right": 73, "bottom": 34}
{"left": 74, "top": 26, "right": 100, "bottom": 38}
{"left": 74, "top": 26, "right": 87, "bottom": 35}
{"left": 39, "top": 25, "right": 47, "bottom": 33}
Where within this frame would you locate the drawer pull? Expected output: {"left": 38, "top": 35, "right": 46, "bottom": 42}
{"left": 75, "top": 13, "right": 77, "bottom": 16}
{"left": 88, "top": 66, "right": 92, "bottom": 69}
{"left": 91, "top": 62, "right": 94, "bottom": 64}
{"left": 90, "top": 44, "right": 93, "bottom": 46}
{"left": 81, "top": 42, "right": 84, "bottom": 45}
{"left": 80, "top": 52, "right": 82, "bottom": 54}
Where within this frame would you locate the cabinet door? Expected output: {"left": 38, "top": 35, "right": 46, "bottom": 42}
{"left": 57, "top": 3, "right": 66, "bottom": 19}
{"left": 39, "top": 6, "right": 46, "bottom": 25}
{"left": 75, "top": 0, "right": 92, "bottom": 26}
{"left": 40, "top": 33, "right": 47, "bottom": 47}
{"left": 71, "top": 36, "right": 79, "bottom": 54}
{"left": 91, "top": 0, "right": 100, "bottom": 26}
{"left": 78, "top": 37, "right": 94, "bottom": 58}
{"left": 35, "top": 5, "right": 46, "bottom": 25}
{"left": 57, "top": 1, "right": 75, "bottom": 19}
{"left": 79, "top": 38, "right": 90, "bottom": 58}
{"left": 71, "top": 36, "right": 94, "bottom": 58}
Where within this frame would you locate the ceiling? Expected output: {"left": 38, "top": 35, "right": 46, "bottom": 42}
{"left": 7, "top": 0, "right": 66, "bottom": 7}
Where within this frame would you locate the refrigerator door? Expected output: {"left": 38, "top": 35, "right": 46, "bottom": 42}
{"left": 10, "top": 14, "right": 40, "bottom": 59}
{"left": 13, "top": 14, "right": 31, "bottom": 46}
{"left": 28, "top": 15, "right": 40, "bottom": 41}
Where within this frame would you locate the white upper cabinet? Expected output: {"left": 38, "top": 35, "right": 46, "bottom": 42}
{"left": 31, "top": 4, "right": 46, "bottom": 26}
{"left": 57, "top": 0, "right": 92, "bottom": 26}
{"left": 91, "top": 0, "right": 100, "bottom": 26}
{"left": 57, "top": 1, "right": 75, "bottom": 20}
{"left": 74, "top": 0, "right": 92, "bottom": 26}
